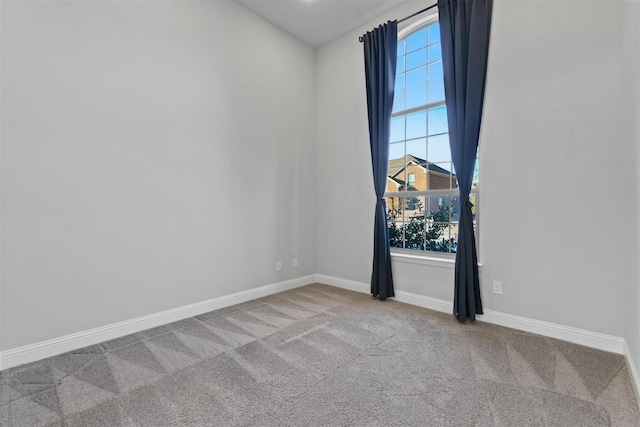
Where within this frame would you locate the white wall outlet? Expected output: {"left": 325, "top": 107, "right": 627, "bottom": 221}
{"left": 276, "top": 261, "right": 282, "bottom": 272}
{"left": 293, "top": 258, "right": 299, "bottom": 268}
{"left": 493, "top": 281, "right": 503, "bottom": 295}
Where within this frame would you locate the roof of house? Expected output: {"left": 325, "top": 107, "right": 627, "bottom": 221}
{"left": 387, "top": 175, "right": 405, "bottom": 186}
{"left": 387, "top": 155, "right": 455, "bottom": 178}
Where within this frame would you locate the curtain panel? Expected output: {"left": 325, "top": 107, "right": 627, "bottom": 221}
{"left": 363, "top": 21, "right": 398, "bottom": 300}
{"left": 438, "top": 0, "right": 493, "bottom": 321}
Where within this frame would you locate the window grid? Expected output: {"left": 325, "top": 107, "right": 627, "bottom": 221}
{"left": 386, "top": 19, "right": 477, "bottom": 255}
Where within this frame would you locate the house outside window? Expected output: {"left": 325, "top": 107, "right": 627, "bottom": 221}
{"left": 386, "top": 16, "right": 478, "bottom": 254}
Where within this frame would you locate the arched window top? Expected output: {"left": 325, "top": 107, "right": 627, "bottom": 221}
{"left": 398, "top": 12, "right": 439, "bottom": 42}
{"left": 394, "top": 17, "right": 444, "bottom": 114}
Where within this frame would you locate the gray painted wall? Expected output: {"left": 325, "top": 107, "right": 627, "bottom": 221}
{"left": 317, "top": 0, "right": 636, "bottom": 342}
{"left": 623, "top": 0, "right": 640, "bottom": 376}
{"left": 0, "top": 1, "right": 317, "bottom": 350}
{"left": 478, "top": 0, "right": 634, "bottom": 336}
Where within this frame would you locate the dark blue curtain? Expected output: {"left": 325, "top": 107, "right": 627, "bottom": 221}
{"left": 363, "top": 21, "right": 397, "bottom": 300}
{"left": 438, "top": 0, "right": 492, "bottom": 322}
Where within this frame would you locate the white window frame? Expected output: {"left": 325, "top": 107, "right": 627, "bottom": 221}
{"left": 387, "top": 13, "right": 480, "bottom": 262}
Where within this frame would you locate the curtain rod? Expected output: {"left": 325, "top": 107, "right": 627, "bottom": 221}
{"left": 359, "top": 3, "right": 438, "bottom": 43}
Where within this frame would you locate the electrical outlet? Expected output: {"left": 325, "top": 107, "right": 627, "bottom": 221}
{"left": 276, "top": 261, "right": 282, "bottom": 272}
{"left": 293, "top": 258, "right": 299, "bottom": 268}
{"left": 493, "top": 281, "right": 503, "bottom": 295}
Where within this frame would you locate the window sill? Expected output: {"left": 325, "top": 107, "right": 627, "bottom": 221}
{"left": 391, "top": 251, "right": 483, "bottom": 270}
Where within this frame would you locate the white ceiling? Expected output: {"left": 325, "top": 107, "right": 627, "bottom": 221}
{"left": 235, "top": 0, "right": 408, "bottom": 49}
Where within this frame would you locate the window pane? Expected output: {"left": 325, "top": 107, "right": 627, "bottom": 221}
{"left": 406, "top": 48, "right": 427, "bottom": 71}
{"left": 390, "top": 116, "right": 405, "bottom": 143}
{"left": 406, "top": 111, "right": 426, "bottom": 140}
{"left": 428, "top": 23, "right": 440, "bottom": 45}
{"left": 427, "top": 195, "right": 441, "bottom": 216}
{"left": 444, "top": 225, "right": 455, "bottom": 254}
{"left": 427, "top": 61, "right": 445, "bottom": 103}
{"left": 389, "top": 142, "right": 405, "bottom": 168}
{"left": 406, "top": 28, "right": 427, "bottom": 53}
{"left": 398, "top": 196, "right": 409, "bottom": 248}
{"left": 428, "top": 42, "right": 442, "bottom": 63}
{"left": 428, "top": 162, "right": 453, "bottom": 190}
{"left": 428, "top": 134, "right": 451, "bottom": 163}
{"left": 404, "top": 194, "right": 422, "bottom": 212}
{"left": 428, "top": 105, "right": 448, "bottom": 136}
{"left": 427, "top": 193, "right": 451, "bottom": 252}
{"left": 405, "top": 138, "right": 427, "bottom": 164}
{"left": 451, "top": 194, "right": 461, "bottom": 222}
{"left": 440, "top": 195, "right": 452, "bottom": 218}
{"left": 406, "top": 67, "right": 427, "bottom": 109}
{"left": 403, "top": 196, "right": 426, "bottom": 250}
{"left": 427, "top": 223, "right": 451, "bottom": 253}
{"left": 428, "top": 195, "right": 450, "bottom": 224}
{"left": 427, "top": 227, "right": 453, "bottom": 253}
{"left": 386, "top": 197, "right": 404, "bottom": 248}
{"left": 396, "top": 55, "right": 405, "bottom": 74}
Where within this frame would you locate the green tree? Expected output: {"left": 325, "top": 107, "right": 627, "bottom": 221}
{"left": 387, "top": 200, "right": 456, "bottom": 252}
{"left": 386, "top": 207, "right": 403, "bottom": 248}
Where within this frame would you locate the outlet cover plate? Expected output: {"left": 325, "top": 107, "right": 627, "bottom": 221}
{"left": 493, "top": 281, "right": 503, "bottom": 295}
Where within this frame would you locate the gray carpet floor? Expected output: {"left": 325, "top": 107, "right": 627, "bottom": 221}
{"left": 1, "top": 283, "right": 639, "bottom": 426}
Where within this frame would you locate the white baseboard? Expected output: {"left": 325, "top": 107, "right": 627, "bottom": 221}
{"left": 0, "top": 275, "right": 317, "bottom": 371}
{"left": 2, "top": 272, "right": 632, "bottom": 379}
{"left": 315, "top": 274, "right": 369, "bottom": 294}
{"left": 479, "top": 309, "right": 624, "bottom": 354}
{"left": 316, "top": 274, "right": 625, "bottom": 355}
{"left": 394, "top": 290, "right": 455, "bottom": 314}
{"left": 624, "top": 340, "right": 640, "bottom": 412}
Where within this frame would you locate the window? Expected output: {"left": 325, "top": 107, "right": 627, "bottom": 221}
{"left": 407, "top": 173, "right": 415, "bottom": 188}
{"left": 386, "top": 17, "right": 478, "bottom": 255}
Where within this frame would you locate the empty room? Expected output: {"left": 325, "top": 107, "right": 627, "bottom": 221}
{"left": 1, "top": 0, "right": 640, "bottom": 425}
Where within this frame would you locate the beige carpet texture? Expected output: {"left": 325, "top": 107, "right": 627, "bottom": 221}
{"left": 1, "top": 283, "right": 638, "bottom": 426}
